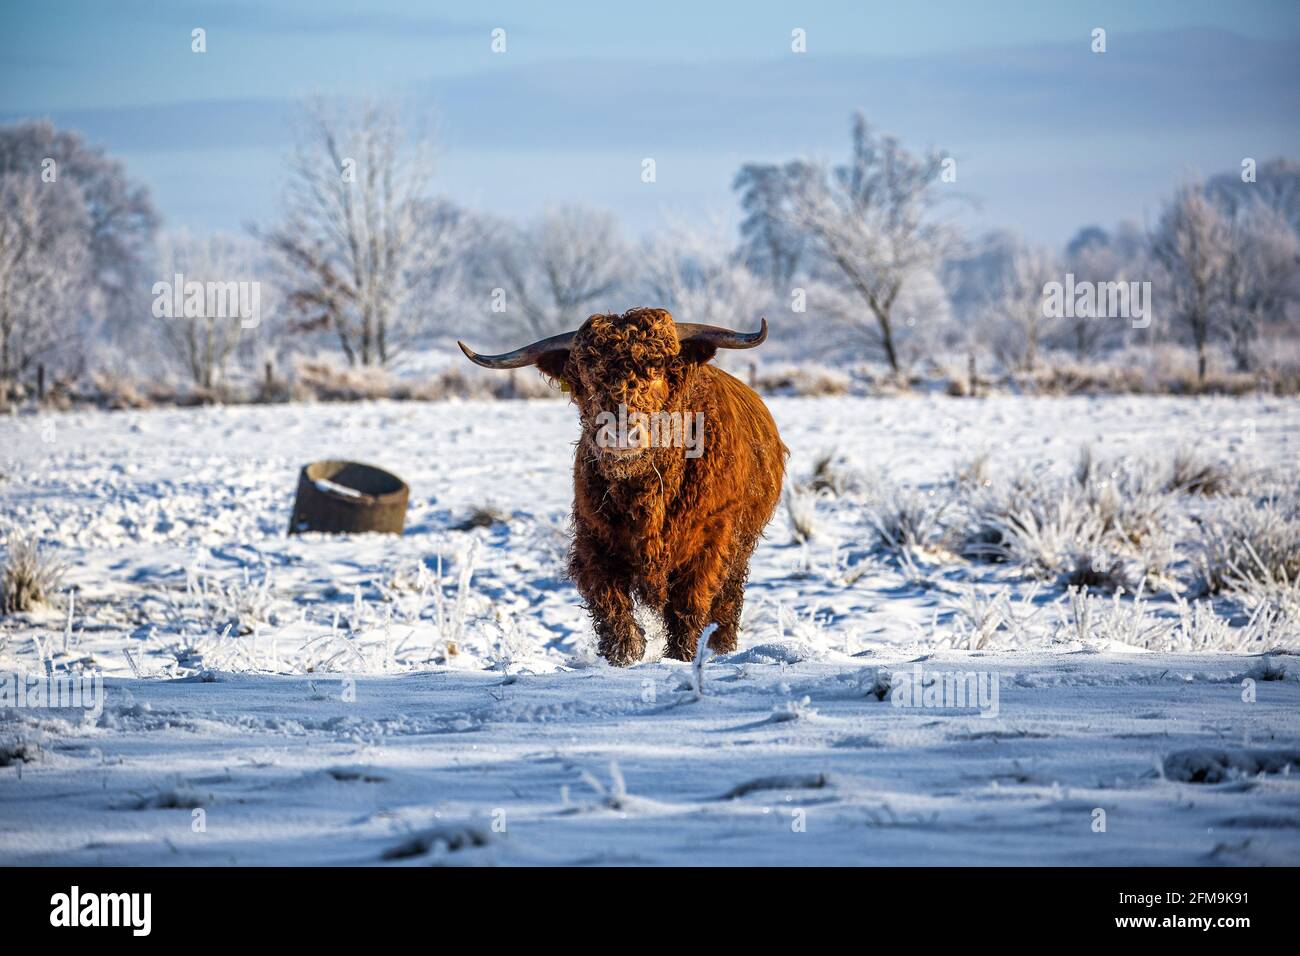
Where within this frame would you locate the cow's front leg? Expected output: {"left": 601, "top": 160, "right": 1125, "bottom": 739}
{"left": 704, "top": 563, "right": 747, "bottom": 655}
{"left": 571, "top": 543, "right": 645, "bottom": 666}
{"left": 663, "top": 540, "right": 730, "bottom": 661}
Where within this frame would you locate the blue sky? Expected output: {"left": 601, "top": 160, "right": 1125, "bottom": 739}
{"left": 3, "top": 0, "right": 1298, "bottom": 244}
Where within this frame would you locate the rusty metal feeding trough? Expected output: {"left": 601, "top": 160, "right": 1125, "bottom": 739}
{"left": 288, "top": 460, "right": 409, "bottom": 535}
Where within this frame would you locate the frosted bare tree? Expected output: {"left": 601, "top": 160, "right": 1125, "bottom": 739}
{"left": 1061, "top": 239, "right": 1111, "bottom": 360}
{"left": 1150, "top": 184, "right": 1230, "bottom": 384}
{"left": 785, "top": 113, "right": 952, "bottom": 374}
{"left": 1221, "top": 204, "right": 1299, "bottom": 371}
{"left": 154, "top": 231, "right": 268, "bottom": 389}
{"left": 986, "top": 242, "right": 1060, "bottom": 372}
{"left": 0, "top": 122, "right": 157, "bottom": 338}
{"left": 1060, "top": 225, "right": 1151, "bottom": 358}
{"left": 487, "top": 205, "right": 630, "bottom": 339}
{"left": 733, "top": 162, "right": 812, "bottom": 293}
{"left": 0, "top": 173, "right": 92, "bottom": 400}
{"left": 1207, "top": 158, "right": 1300, "bottom": 233}
{"left": 892, "top": 266, "right": 955, "bottom": 369}
{"left": 262, "top": 101, "right": 453, "bottom": 367}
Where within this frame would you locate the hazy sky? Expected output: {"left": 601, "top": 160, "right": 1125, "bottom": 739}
{"left": 3, "top": 0, "right": 1298, "bottom": 245}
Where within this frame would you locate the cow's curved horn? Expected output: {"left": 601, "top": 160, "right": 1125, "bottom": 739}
{"left": 457, "top": 330, "right": 578, "bottom": 369}
{"left": 675, "top": 317, "right": 768, "bottom": 350}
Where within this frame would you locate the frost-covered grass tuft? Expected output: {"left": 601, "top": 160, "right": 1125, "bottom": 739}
{"left": 782, "top": 441, "right": 1297, "bottom": 652}
{"left": 962, "top": 484, "right": 1103, "bottom": 577}
{"left": 1057, "top": 585, "right": 1170, "bottom": 649}
{"left": 1195, "top": 496, "right": 1300, "bottom": 594}
{"left": 487, "top": 611, "right": 528, "bottom": 677}
{"left": 1166, "top": 446, "right": 1238, "bottom": 496}
{"left": 951, "top": 450, "right": 994, "bottom": 491}
{"left": 1168, "top": 596, "right": 1295, "bottom": 653}
{"left": 1, "top": 536, "right": 65, "bottom": 615}
{"left": 865, "top": 486, "right": 949, "bottom": 557}
{"left": 0, "top": 733, "right": 42, "bottom": 767}
{"left": 769, "top": 695, "right": 817, "bottom": 722}
{"left": 1245, "top": 656, "right": 1287, "bottom": 682}
{"left": 943, "top": 584, "right": 1039, "bottom": 649}
{"left": 959, "top": 450, "right": 1177, "bottom": 590}
{"left": 1057, "top": 584, "right": 1298, "bottom": 653}
{"left": 784, "top": 485, "right": 818, "bottom": 544}
{"left": 427, "top": 543, "right": 480, "bottom": 661}
{"left": 859, "top": 667, "right": 892, "bottom": 700}
{"left": 1194, "top": 495, "right": 1300, "bottom": 634}
{"left": 575, "top": 761, "right": 631, "bottom": 811}
{"left": 159, "top": 565, "right": 277, "bottom": 649}
{"left": 1059, "top": 551, "right": 1144, "bottom": 594}
{"left": 206, "top": 567, "right": 275, "bottom": 634}
{"left": 132, "top": 785, "right": 211, "bottom": 810}
{"left": 807, "top": 450, "right": 862, "bottom": 496}
{"left": 381, "top": 824, "right": 492, "bottom": 859}
{"left": 454, "top": 505, "right": 509, "bottom": 531}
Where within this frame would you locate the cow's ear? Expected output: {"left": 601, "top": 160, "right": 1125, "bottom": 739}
{"left": 535, "top": 349, "right": 576, "bottom": 391}
{"left": 678, "top": 342, "right": 718, "bottom": 366}
{"left": 535, "top": 350, "right": 569, "bottom": 378}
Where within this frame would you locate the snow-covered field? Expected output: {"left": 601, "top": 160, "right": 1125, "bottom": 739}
{"left": 2, "top": 393, "right": 1299, "bottom": 865}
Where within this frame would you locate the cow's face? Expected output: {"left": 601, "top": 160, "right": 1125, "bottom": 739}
{"left": 559, "top": 309, "right": 689, "bottom": 473}
{"left": 458, "top": 308, "right": 769, "bottom": 478}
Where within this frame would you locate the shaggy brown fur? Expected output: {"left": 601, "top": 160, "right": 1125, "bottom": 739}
{"left": 531, "top": 308, "right": 786, "bottom": 665}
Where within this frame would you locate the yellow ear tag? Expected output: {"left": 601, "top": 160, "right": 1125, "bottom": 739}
{"left": 559, "top": 378, "right": 571, "bottom": 393}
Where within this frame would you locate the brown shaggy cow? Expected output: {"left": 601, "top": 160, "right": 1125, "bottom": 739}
{"left": 459, "top": 307, "right": 785, "bottom": 665}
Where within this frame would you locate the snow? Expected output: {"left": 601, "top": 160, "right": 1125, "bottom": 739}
{"left": 2, "top": 393, "right": 1299, "bottom": 865}
{"left": 313, "top": 478, "right": 365, "bottom": 500}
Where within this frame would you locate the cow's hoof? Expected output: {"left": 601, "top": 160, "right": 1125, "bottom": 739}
{"left": 662, "top": 641, "right": 695, "bottom": 662}
{"left": 707, "top": 629, "right": 737, "bottom": 654}
{"left": 600, "top": 635, "right": 646, "bottom": 667}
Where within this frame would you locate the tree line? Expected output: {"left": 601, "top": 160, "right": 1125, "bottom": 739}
{"left": 1, "top": 104, "right": 1296, "bottom": 399}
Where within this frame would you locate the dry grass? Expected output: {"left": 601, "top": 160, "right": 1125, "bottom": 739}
{"left": 1166, "top": 446, "right": 1237, "bottom": 496}
{"left": 0, "top": 734, "right": 42, "bottom": 767}
{"left": 1021, "top": 352, "right": 1275, "bottom": 397}
{"left": 15, "top": 337, "right": 1300, "bottom": 413}
{"left": 806, "top": 450, "right": 866, "bottom": 497}
{"left": 454, "top": 505, "right": 510, "bottom": 531}
{"left": 753, "top": 364, "right": 851, "bottom": 397}
{"left": 36, "top": 357, "right": 568, "bottom": 410}
{"left": 1194, "top": 495, "right": 1300, "bottom": 630}
{"left": 784, "top": 486, "right": 818, "bottom": 543}
{"left": 1, "top": 536, "right": 65, "bottom": 614}
{"left": 865, "top": 486, "right": 950, "bottom": 558}
{"left": 958, "top": 449, "right": 1178, "bottom": 591}
{"left": 292, "top": 361, "right": 414, "bottom": 402}
{"left": 951, "top": 451, "right": 993, "bottom": 491}
{"left": 1195, "top": 496, "right": 1300, "bottom": 594}
{"left": 86, "top": 371, "right": 155, "bottom": 410}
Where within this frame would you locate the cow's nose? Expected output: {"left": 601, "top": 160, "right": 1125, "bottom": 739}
{"left": 625, "top": 419, "right": 650, "bottom": 450}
